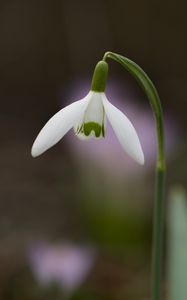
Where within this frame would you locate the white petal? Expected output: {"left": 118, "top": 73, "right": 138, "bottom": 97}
{"left": 102, "top": 95, "right": 144, "bottom": 165}
{"left": 84, "top": 92, "right": 104, "bottom": 123}
{"left": 31, "top": 94, "right": 91, "bottom": 157}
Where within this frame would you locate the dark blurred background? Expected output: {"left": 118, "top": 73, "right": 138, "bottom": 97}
{"left": 0, "top": 0, "right": 186, "bottom": 299}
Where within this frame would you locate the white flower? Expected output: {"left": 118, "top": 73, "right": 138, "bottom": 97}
{"left": 31, "top": 91, "right": 144, "bottom": 165}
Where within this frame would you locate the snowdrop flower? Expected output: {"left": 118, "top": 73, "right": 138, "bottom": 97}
{"left": 31, "top": 61, "right": 144, "bottom": 165}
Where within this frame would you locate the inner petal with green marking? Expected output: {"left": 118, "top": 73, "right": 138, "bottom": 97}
{"left": 74, "top": 92, "right": 106, "bottom": 139}
{"left": 84, "top": 122, "right": 105, "bottom": 137}
{"left": 77, "top": 122, "right": 105, "bottom": 138}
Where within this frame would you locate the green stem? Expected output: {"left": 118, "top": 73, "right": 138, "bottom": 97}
{"left": 152, "top": 168, "right": 165, "bottom": 300}
{"left": 103, "top": 51, "right": 166, "bottom": 300}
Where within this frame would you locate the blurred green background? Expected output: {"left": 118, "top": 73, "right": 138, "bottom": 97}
{"left": 0, "top": 0, "right": 186, "bottom": 299}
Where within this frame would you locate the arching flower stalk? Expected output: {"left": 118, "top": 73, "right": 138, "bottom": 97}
{"left": 102, "top": 52, "right": 165, "bottom": 300}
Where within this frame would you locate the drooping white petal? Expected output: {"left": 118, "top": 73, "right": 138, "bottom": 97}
{"left": 102, "top": 94, "right": 144, "bottom": 165}
{"left": 31, "top": 94, "right": 91, "bottom": 157}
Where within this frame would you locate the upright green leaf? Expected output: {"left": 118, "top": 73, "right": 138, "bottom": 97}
{"left": 168, "top": 186, "right": 187, "bottom": 300}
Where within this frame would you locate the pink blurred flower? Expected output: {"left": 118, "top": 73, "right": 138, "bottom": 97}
{"left": 28, "top": 241, "right": 95, "bottom": 293}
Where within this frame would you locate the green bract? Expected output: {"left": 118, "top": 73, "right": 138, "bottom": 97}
{"left": 91, "top": 60, "right": 108, "bottom": 92}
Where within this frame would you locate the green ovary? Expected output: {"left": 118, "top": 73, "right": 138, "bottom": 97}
{"left": 83, "top": 122, "right": 104, "bottom": 138}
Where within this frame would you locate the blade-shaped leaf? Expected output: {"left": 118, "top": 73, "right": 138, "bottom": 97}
{"left": 168, "top": 186, "right": 187, "bottom": 300}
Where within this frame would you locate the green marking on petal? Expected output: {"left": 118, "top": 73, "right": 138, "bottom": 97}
{"left": 77, "top": 124, "right": 83, "bottom": 134}
{"left": 83, "top": 122, "right": 103, "bottom": 138}
{"left": 102, "top": 123, "right": 105, "bottom": 137}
